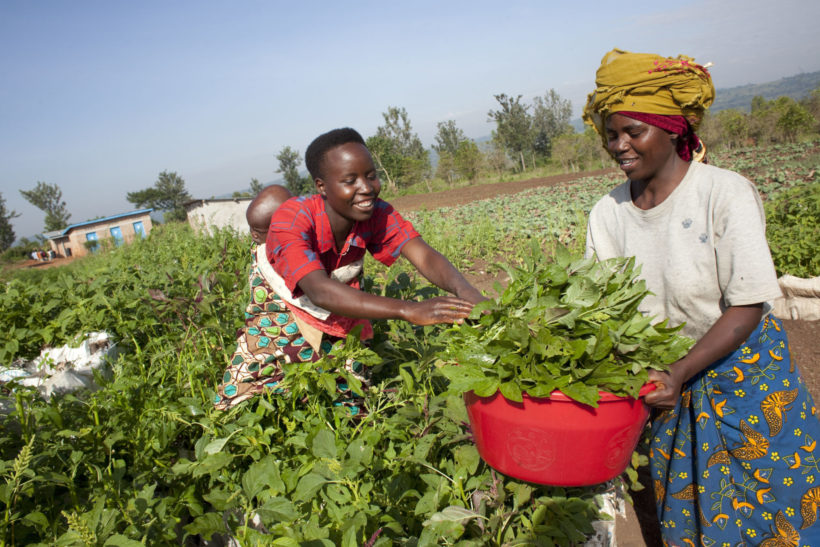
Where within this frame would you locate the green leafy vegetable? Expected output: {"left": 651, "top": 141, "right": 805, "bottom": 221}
{"left": 438, "top": 247, "right": 694, "bottom": 406}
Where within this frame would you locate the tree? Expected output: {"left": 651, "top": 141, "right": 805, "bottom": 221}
{"left": 433, "top": 120, "right": 466, "bottom": 157}
{"left": 747, "top": 96, "right": 774, "bottom": 145}
{"left": 2, "top": 235, "right": 41, "bottom": 261}
{"left": 775, "top": 98, "right": 814, "bottom": 142}
{"left": 552, "top": 133, "right": 584, "bottom": 173}
{"left": 126, "top": 171, "right": 191, "bottom": 223}
{"left": 711, "top": 109, "right": 750, "bottom": 149}
{"left": 749, "top": 95, "right": 815, "bottom": 144}
{"left": 483, "top": 141, "right": 510, "bottom": 178}
{"left": 802, "top": 86, "right": 820, "bottom": 124}
{"left": 276, "top": 146, "right": 313, "bottom": 196}
{"left": 550, "top": 130, "right": 602, "bottom": 173}
{"left": 583, "top": 127, "right": 612, "bottom": 169}
{"left": 365, "top": 135, "right": 400, "bottom": 193}
{"left": 454, "top": 140, "right": 483, "bottom": 182}
{"left": 433, "top": 120, "right": 469, "bottom": 185}
{"left": 487, "top": 94, "right": 532, "bottom": 172}
{"left": 19, "top": 181, "right": 71, "bottom": 232}
{"left": 232, "top": 178, "right": 266, "bottom": 198}
{"left": 0, "top": 192, "right": 20, "bottom": 252}
{"left": 531, "top": 89, "right": 573, "bottom": 158}
{"left": 371, "top": 106, "right": 430, "bottom": 191}
{"left": 434, "top": 151, "right": 457, "bottom": 185}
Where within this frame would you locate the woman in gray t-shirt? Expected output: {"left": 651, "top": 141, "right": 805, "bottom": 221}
{"left": 583, "top": 48, "right": 820, "bottom": 546}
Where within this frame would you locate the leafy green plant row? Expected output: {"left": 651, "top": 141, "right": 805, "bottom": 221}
{"left": 1, "top": 224, "right": 607, "bottom": 546}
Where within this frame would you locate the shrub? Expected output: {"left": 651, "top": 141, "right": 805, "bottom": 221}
{"left": 766, "top": 182, "right": 820, "bottom": 277}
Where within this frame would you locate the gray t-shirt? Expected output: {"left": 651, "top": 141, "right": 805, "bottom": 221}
{"left": 585, "top": 161, "right": 782, "bottom": 340}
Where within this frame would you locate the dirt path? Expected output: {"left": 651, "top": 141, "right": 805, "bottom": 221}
{"left": 8, "top": 255, "right": 78, "bottom": 271}
{"left": 388, "top": 167, "right": 618, "bottom": 213}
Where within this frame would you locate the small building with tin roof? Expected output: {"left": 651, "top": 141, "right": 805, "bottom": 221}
{"left": 44, "top": 208, "right": 153, "bottom": 258}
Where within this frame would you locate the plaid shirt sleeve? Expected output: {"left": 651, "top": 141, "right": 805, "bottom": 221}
{"left": 266, "top": 197, "right": 325, "bottom": 293}
{"left": 366, "top": 200, "right": 420, "bottom": 266}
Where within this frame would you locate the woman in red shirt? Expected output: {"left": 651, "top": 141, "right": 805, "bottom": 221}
{"left": 215, "top": 127, "right": 484, "bottom": 413}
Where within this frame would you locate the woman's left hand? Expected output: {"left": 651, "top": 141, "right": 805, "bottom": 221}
{"left": 644, "top": 365, "right": 687, "bottom": 409}
{"left": 401, "top": 296, "right": 475, "bottom": 326}
{"left": 457, "top": 285, "right": 489, "bottom": 305}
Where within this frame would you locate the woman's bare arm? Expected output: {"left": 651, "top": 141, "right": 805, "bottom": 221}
{"left": 644, "top": 303, "right": 764, "bottom": 408}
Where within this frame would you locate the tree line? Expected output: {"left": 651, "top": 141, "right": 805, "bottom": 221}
{"left": 3, "top": 85, "right": 819, "bottom": 256}
{"left": 700, "top": 91, "right": 820, "bottom": 149}
{"left": 271, "top": 85, "right": 820, "bottom": 194}
{"left": 271, "top": 89, "right": 575, "bottom": 195}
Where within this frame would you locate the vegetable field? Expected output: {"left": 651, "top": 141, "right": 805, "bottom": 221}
{"left": 1, "top": 141, "right": 818, "bottom": 546}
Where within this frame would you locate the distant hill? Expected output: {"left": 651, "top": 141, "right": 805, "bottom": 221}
{"left": 711, "top": 70, "right": 820, "bottom": 112}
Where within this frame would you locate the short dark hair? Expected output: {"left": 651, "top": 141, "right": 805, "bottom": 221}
{"left": 305, "top": 127, "right": 366, "bottom": 180}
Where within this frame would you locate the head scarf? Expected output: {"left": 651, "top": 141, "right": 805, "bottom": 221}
{"left": 617, "top": 111, "right": 702, "bottom": 162}
{"left": 583, "top": 49, "right": 715, "bottom": 161}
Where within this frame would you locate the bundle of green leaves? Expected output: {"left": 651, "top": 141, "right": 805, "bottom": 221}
{"left": 438, "top": 245, "right": 694, "bottom": 407}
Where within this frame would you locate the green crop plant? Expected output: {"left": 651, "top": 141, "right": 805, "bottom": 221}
{"left": 1, "top": 224, "right": 608, "bottom": 546}
{"left": 766, "top": 182, "right": 820, "bottom": 277}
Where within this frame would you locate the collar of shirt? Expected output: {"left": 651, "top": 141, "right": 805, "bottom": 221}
{"left": 313, "top": 197, "right": 368, "bottom": 259}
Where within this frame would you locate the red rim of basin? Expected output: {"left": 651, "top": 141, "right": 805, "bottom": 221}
{"left": 541, "top": 382, "right": 657, "bottom": 403}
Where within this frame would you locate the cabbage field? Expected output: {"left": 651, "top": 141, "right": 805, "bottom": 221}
{"left": 1, "top": 140, "right": 818, "bottom": 546}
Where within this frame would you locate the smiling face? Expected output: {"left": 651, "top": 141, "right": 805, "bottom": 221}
{"left": 605, "top": 113, "right": 680, "bottom": 183}
{"left": 315, "top": 142, "right": 381, "bottom": 238}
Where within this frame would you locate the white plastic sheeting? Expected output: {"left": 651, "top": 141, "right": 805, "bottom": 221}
{"left": 584, "top": 483, "right": 625, "bottom": 547}
{"left": 0, "top": 331, "right": 118, "bottom": 402}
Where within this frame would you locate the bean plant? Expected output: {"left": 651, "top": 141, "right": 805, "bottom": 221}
{"left": 1, "top": 224, "right": 605, "bottom": 546}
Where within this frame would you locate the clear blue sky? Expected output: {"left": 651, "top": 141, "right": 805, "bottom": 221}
{"left": 2, "top": 0, "right": 819, "bottom": 240}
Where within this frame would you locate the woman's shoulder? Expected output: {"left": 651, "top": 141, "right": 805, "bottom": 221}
{"left": 689, "top": 162, "right": 758, "bottom": 194}
{"left": 590, "top": 179, "right": 631, "bottom": 214}
{"left": 373, "top": 197, "right": 396, "bottom": 213}
{"left": 273, "top": 194, "right": 322, "bottom": 219}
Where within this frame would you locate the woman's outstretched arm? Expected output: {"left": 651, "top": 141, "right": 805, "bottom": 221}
{"left": 297, "top": 269, "right": 475, "bottom": 326}
{"left": 399, "top": 237, "right": 486, "bottom": 304}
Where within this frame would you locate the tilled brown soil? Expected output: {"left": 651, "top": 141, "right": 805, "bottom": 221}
{"left": 388, "top": 167, "right": 619, "bottom": 213}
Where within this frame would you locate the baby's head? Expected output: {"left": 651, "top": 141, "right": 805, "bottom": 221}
{"left": 246, "top": 184, "right": 293, "bottom": 244}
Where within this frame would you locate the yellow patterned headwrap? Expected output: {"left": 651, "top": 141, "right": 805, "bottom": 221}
{"left": 582, "top": 49, "right": 715, "bottom": 146}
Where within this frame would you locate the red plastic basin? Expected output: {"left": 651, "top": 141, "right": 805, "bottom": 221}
{"left": 464, "top": 385, "right": 654, "bottom": 486}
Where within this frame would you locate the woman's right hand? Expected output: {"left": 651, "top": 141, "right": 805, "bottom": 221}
{"left": 644, "top": 366, "right": 687, "bottom": 409}
{"left": 402, "top": 296, "right": 475, "bottom": 326}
